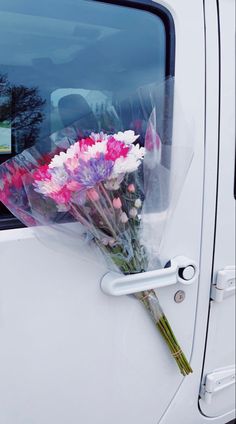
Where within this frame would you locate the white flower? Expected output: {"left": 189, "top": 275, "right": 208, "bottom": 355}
{"left": 87, "top": 140, "right": 107, "bottom": 157}
{"left": 50, "top": 167, "right": 68, "bottom": 185}
{"left": 104, "top": 179, "right": 120, "bottom": 190}
{"left": 114, "top": 130, "right": 140, "bottom": 145}
{"left": 49, "top": 142, "right": 80, "bottom": 169}
{"left": 49, "top": 151, "right": 68, "bottom": 169}
{"left": 120, "top": 211, "right": 129, "bottom": 223}
{"left": 66, "top": 142, "right": 80, "bottom": 158}
{"left": 90, "top": 132, "right": 108, "bottom": 142}
{"left": 34, "top": 179, "right": 61, "bottom": 195}
{"left": 105, "top": 174, "right": 124, "bottom": 190}
{"left": 131, "top": 144, "right": 146, "bottom": 160}
{"left": 112, "top": 156, "right": 138, "bottom": 176}
{"left": 129, "top": 207, "right": 138, "bottom": 218}
{"left": 35, "top": 167, "right": 68, "bottom": 196}
{"left": 134, "top": 198, "right": 142, "bottom": 208}
{"left": 111, "top": 144, "right": 145, "bottom": 177}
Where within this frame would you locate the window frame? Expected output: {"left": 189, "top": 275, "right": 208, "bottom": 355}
{"left": 0, "top": 0, "right": 175, "bottom": 230}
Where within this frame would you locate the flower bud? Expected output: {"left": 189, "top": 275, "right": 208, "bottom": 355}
{"left": 120, "top": 212, "right": 129, "bottom": 223}
{"left": 67, "top": 181, "right": 81, "bottom": 191}
{"left": 128, "top": 184, "right": 135, "bottom": 193}
{"left": 129, "top": 207, "right": 138, "bottom": 218}
{"left": 108, "top": 238, "right": 116, "bottom": 247}
{"left": 134, "top": 198, "right": 142, "bottom": 208}
{"left": 87, "top": 188, "right": 99, "bottom": 202}
{"left": 102, "top": 238, "right": 109, "bottom": 246}
{"left": 113, "top": 197, "right": 122, "bottom": 209}
{"left": 104, "top": 179, "right": 120, "bottom": 190}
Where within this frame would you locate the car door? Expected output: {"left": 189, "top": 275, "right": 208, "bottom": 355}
{"left": 0, "top": 1, "right": 206, "bottom": 423}
{"left": 199, "top": 0, "right": 236, "bottom": 418}
{"left": 159, "top": 1, "right": 235, "bottom": 423}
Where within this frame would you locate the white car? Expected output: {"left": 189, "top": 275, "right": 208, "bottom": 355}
{"left": 0, "top": 0, "right": 235, "bottom": 423}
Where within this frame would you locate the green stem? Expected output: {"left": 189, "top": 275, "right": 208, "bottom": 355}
{"left": 92, "top": 199, "right": 117, "bottom": 238}
{"left": 137, "top": 290, "right": 193, "bottom": 376}
{"left": 157, "top": 317, "right": 191, "bottom": 375}
{"left": 161, "top": 315, "right": 192, "bottom": 372}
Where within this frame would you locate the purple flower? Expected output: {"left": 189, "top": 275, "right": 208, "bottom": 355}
{"left": 74, "top": 154, "right": 114, "bottom": 188}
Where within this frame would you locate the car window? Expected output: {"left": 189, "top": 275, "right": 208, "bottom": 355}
{"left": 0, "top": 0, "right": 174, "bottom": 226}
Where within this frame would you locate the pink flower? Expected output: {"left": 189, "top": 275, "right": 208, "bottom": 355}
{"left": 5, "top": 165, "right": 28, "bottom": 190}
{"left": 145, "top": 126, "right": 161, "bottom": 151}
{"left": 50, "top": 186, "right": 71, "bottom": 204}
{"left": 87, "top": 188, "right": 99, "bottom": 202}
{"left": 113, "top": 197, "right": 122, "bottom": 209}
{"left": 0, "top": 187, "right": 9, "bottom": 204}
{"left": 66, "top": 181, "right": 81, "bottom": 192}
{"left": 79, "top": 137, "right": 95, "bottom": 151}
{"left": 11, "top": 171, "right": 24, "bottom": 189}
{"left": 105, "top": 137, "right": 129, "bottom": 161}
{"left": 128, "top": 184, "right": 135, "bottom": 193}
{"left": 66, "top": 157, "right": 79, "bottom": 172}
{"left": 33, "top": 165, "right": 51, "bottom": 182}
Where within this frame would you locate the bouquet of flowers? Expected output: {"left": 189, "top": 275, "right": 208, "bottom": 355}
{"left": 0, "top": 82, "right": 194, "bottom": 375}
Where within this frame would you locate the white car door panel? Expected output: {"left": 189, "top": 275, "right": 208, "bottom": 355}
{"left": 1, "top": 0, "right": 233, "bottom": 423}
{"left": 199, "top": 0, "right": 236, "bottom": 418}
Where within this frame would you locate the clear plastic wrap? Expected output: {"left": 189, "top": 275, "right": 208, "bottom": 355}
{"left": 0, "top": 78, "right": 194, "bottom": 374}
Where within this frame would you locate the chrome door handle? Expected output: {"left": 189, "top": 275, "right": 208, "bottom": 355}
{"left": 101, "top": 256, "right": 198, "bottom": 296}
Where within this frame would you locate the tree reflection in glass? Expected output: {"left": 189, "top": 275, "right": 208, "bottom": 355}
{"left": 0, "top": 73, "right": 46, "bottom": 155}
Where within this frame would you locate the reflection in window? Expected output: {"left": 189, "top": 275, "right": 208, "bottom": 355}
{"left": 51, "top": 88, "right": 122, "bottom": 137}
{"left": 0, "top": 74, "right": 45, "bottom": 154}
{"left": 0, "top": 0, "right": 170, "bottom": 218}
{"left": 0, "top": 78, "right": 11, "bottom": 154}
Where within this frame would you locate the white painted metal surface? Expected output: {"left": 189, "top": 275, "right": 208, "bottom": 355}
{"left": 0, "top": 0, "right": 205, "bottom": 421}
{"left": 199, "top": 0, "right": 236, "bottom": 418}
{"left": 159, "top": 0, "right": 235, "bottom": 422}
{"left": 211, "top": 267, "right": 235, "bottom": 303}
{"left": 200, "top": 366, "right": 235, "bottom": 405}
{"left": 0, "top": 0, "right": 234, "bottom": 423}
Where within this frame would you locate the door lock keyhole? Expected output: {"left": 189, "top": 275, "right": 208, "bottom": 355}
{"left": 174, "top": 290, "right": 186, "bottom": 303}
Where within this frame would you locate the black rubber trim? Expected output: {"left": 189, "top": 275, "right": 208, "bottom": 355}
{"left": 0, "top": 0, "right": 175, "bottom": 230}
{"left": 0, "top": 216, "right": 25, "bottom": 230}
{"left": 234, "top": 144, "right": 236, "bottom": 199}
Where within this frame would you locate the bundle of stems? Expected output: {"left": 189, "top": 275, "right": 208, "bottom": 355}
{"left": 136, "top": 290, "right": 193, "bottom": 376}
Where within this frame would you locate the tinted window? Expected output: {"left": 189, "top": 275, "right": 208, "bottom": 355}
{"left": 0, "top": 0, "right": 173, "bottom": 224}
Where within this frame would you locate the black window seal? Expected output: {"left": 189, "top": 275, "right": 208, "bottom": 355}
{"left": 234, "top": 145, "right": 236, "bottom": 200}
{"left": 0, "top": 0, "right": 175, "bottom": 231}
{"left": 0, "top": 215, "right": 24, "bottom": 231}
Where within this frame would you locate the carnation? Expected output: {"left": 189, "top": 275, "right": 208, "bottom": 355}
{"left": 111, "top": 144, "right": 145, "bottom": 177}
{"left": 114, "top": 130, "right": 140, "bottom": 145}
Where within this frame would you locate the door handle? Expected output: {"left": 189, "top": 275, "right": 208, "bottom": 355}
{"left": 101, "top": 256, "right": 198, "bottom": 296}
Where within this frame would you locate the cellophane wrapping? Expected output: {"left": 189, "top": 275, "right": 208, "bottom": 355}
{"left": 0, "top": 78, "right": 194, "bottom": 375}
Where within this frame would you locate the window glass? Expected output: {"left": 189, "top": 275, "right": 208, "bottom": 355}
{"left": 0, "top": 0, "right": 172, "bottom": 221}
